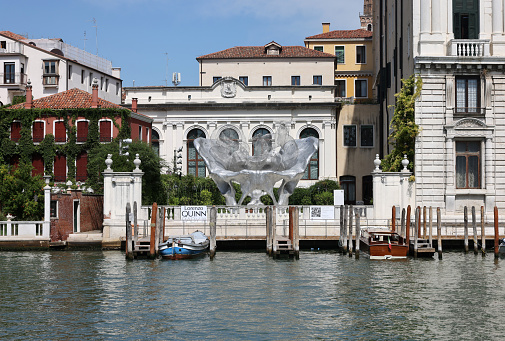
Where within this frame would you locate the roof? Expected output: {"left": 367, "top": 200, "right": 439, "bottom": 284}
{"left": 7, "top": 88, "right": 152, "bottom": 121}
{"left": 197, "top": 44, "right": 335, "bottom": 60}
{"left": 0, "top": 31, "right": 28, "bottom": 41}
{"left": 305, "top": 29, "right": 373, "bottom": 40}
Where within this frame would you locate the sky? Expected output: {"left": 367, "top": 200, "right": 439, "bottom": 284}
{"left": 1, "top": 0, "right": 364, "bottom": 87}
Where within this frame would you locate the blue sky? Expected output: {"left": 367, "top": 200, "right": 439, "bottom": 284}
{"left": 1, "top": 0, "right": 364, "bottom": 87}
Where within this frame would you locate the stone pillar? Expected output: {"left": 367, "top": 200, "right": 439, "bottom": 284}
{"left": 420, "top": 0, "right": 431, "bottom": 36}
{"left": 431, "top": 0, "right": 441, "bottom": 33}
{"left": 492, "top": 0, "right": 503, "bottom": 34}
{"left": 43, "top": 175, "right": 51, "bottom": 222}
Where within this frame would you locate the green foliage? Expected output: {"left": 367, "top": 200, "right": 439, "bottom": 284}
{"left": 11, "top": 96, "right": 26, "bottom": 105}
{"left": 313, "top": 191, "right": 334, "bottom": 205}
{"left": 199, "top": 190, "right": 213, "bottom": 205}
{"left": 0, "top": 163, "right": 44, "bottom": 220}
{"left": 382, "top": 75, "right": 422, "bottom": 173}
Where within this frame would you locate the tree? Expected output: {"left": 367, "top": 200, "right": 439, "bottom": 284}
{"left": 0, "top": 163, "right": 44, "bottom": 220}
{"left": 381, "top": 74, "right": 422, "bottom": 173}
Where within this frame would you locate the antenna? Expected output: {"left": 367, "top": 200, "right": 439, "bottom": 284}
{"left": 172, "top": 72, "right": 181, "bottom": 86}
{"left": 82, "top": 31, "right": 88, "bottom": 52}
{"left": 88, "top": 18, "right": 98, "bottom": 55}
{"left": 163, "top": 53, "right": 169, "bottom": 86}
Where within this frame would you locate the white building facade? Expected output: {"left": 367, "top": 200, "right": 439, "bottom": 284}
{"left": 124, "top": 77, "right": 339, "bottom": 187}
{"left": 0, "top": 31, "right": 122, "bottom": 106}
{"left": 376, "top": 0, "right": 505, "bottom": 215}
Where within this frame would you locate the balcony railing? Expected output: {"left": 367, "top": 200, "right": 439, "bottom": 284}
{"left": 0, "top": 73, "right": 27, "bottom": 86}
{"left": 449, "top": 39, "right": 490, "bottom": 57}
{"left": 454, "top": 107, "right": 486, "bottom": 116}
{"left": 0, "top": 42, "right": 24, "bottom": 54}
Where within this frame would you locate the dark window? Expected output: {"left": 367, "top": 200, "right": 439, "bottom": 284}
{"left": 340, "top": 175, "right": 356, "bottom": 205}
{"left": 76, "top": 152, "right": 88, "bottom": 181}
{"left": 335, "top": 46, "right": 345, "bottom": 63}
{"left": 252, "top": 128, "right": 272, "bottom": 156}
{"left": 76, "top": 121, "right": 88, "bottom": 142}
{"left": 213, "top": 77, "right": 222, "bottom": 83}
{"left": 151, "top": 130, "right": 159, "bottom": 157}
{"left": 50, "top": 200, "right": 58, "bottom": 218}
{"left": 11, "top": 122, "right": 21, "bottom": 142}
{"left": 291, "top": 76, "right": 300, "bottom": 86}
{"left": 313, "top": 75, "right": 322, "bottom": 85}
{"left": 4, "top": 62, "right": 15, "bottom": 84}
{"left": 101, "top": 76, "right": 104, "bottom": 90}
{"left": 361, "top": 125, "right": 374, "bottom": 147}
{"left": 356, "top": 46, "right": 366, "bottom": 63}
{"left": 0, "top": 41, "right": 6, "bottom": 49}
{"left": 32, "top": 153, "right": 44, "bottom": 177}
{"left": 239, "top": 76, "right": 248, "bottom": 86}
{"left": 33, "top": 122, "right": 44, "bottom": 142}
{"left": 343, "top": 125, "right": 357, "bottom": 147}
{"left": 263, "top": 76, "right": 272, "bottom": 86}
{"left": 355, "top": 80, "right": 367, "bottom": 98}
{"left": 456, "top": 141, "right": 481, "bottom": 189}
{"left": 68, "top": 65, "right": 72, "bottom": 80}
{"left": 187, "top": 129, "right": 206, "bottom": 177}
{"left": 335, "top": 80, "right": 346, "bottom": 97}
{"left": 81, "top": 70, "right": 85, "bottom": 84}
{"left": 456, "top": 76, "right": 480, "bottom": 114}
{"left": 54, "top": 121, "right": 66, "bottom": 142}
{"left": 300, "top": 128, "right": 319, "bottom": 180}
{"left": 453, "top": 0, "right": 479, "bottom": 39}
{"left": 99, "top": 120, "right": 112, "bottom": 142}
{"left": 362, "top": 175, "right": 373, "bottom": 205}
{"left": 89, "top": 72, "right": 93, "bottom": 86}
{"left": 314, "top": 46, "right": 323, "bottom": 52}
{"left": 54, "top": 154, "right": 66, "bottom": 182}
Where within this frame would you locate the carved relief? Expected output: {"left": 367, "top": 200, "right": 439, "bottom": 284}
{"left": 454, "top": 118, "right": 485, "bottom": 128}
{"left": 221, "top": 80, "right": 237, "bottom": 98}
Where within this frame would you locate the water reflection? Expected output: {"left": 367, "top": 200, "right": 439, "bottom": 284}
{"left": 0, "top": 251, "right": 504, "bottom": 340}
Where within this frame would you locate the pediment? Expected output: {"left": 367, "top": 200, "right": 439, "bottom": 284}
{"left": 454, "top": 118, "right": 486, "bottom": 129}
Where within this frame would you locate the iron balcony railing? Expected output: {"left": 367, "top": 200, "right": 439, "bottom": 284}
{"left": 0, "top": 72, "right": 27, "bottom": 86}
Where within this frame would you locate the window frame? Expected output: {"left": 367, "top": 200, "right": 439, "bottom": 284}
{"left": 10, "top": 121, "right": 21, "bottom": 142}
{"left": 4, "top": 62, "right": 15, "bottom": 84}
{"left": 343, "top": 125, "right": 357, "bottom": 147}
{"left": 43, "top": 60, "right": 59, "bottom": 86}
{"left": 300, "top": 128, "right": 319, "bottom": 180}
{"left": 291, "top": 76, "right": 301, "bottom": 86}
{"left": 213, "top": 76, "right": 222, "bottom": 83}
{"left": 76, "top": 120, "right": 89, "bottom": 143}
{"left": 313, "top": 75, "right": 322, "bottom": 85}
{"left": 334, "top": 45, "right": 345, "bottom": 64}
{"left": 356, "top": 45, "right": 366, "bottom": 64}
{"left": 354, "top": 79, "right": 368, "bottom": 98}
{"left": 455, "top": 75, "right": 481, "bottom": 114}
{"left": 32, "top": 121, "right": 45, "bottom": 143}
{"left": 360, "top": 125, "right": 374, "bottom": 147}
{"left": 340, "top": 175, "right": 356, "bottom": 205}
{"left": 455, "top": 140, "right": 481, "bottom": 189}
{"left": 263, "top": 76, "right": 272, "bottom": 86}
{"left": 187, "top": 128, "right": 206, "bottom": 177}
{"left": 335, "top": 79, "right": 346, "bottom": 97}
{"left": 252, "top": 128, "right": 272, "bottom": 156}
{"left": 54, "top": 120, "right": 67, "bottom": 143}
{"left": 314, "top": 46, "right": 324, "bottom": 52}
{"left": 239, "top": 76, "right": 248, "bottom": 86}
{"left": 99, "top": 119, "right": 113, "bottom": 143}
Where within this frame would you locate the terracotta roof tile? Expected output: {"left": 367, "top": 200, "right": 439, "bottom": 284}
{"left": 197, "top": 45, "right": 335, "bottom": 60}
{"left": 305, "top": 29, "right": 373, "bottom": 40}
{"left": 0, "top": 31, "right": 28, "bottom": 41}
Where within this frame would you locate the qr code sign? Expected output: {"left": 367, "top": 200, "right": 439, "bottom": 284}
{"left": 311, "top": 207, "right": 321, "bottom": 218}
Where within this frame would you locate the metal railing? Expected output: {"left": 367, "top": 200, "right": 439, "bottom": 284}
{"left": 0, "top": 73, "right": 27, "bottom": 86}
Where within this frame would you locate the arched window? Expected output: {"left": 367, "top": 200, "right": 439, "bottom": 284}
{"left": 187, "top": 129, "right": 206, "bottom": 177}
{"left": 300, "top": 128, "right": 319, "bottom": 180}
{"left": 219, "top": 128, "right": 239, "bottom": 141}
{"left": 151, "top": 130, "right": 160, "bottom": 157}
{"left": 252, "top": 128, "right": 271, "bottom": 156}
{"left": 340, "top": 175, "right": 356, "bottom": 205}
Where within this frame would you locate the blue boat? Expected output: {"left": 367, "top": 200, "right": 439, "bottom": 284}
{"left": 159, "top": 231, "right": 210, "bottom": 259}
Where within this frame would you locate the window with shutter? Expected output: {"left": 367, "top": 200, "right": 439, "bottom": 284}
{"left": 99, "top": 120, "right": 112, "bottom": 142}
{"left": 54, "top": 121, "right": 66, "bottom": 142}
{"left": 11, "top": 122, "right": 21, "bottom": 142}
{"left": 33, "top": 122, "right": 44, "bottom": 142}
{"left": 54, "top": 155, "right": 66, "bottom": 182}
{"left": 76, "top": 152, "right": 88, "bottom": 181}
{"left": 453, "top": 0, "right": 479, "bottom": 39}
{"left": 77, "top": 121, "right": 88, "bottom": 142}
{"left": 32, "top": 153, "right": 44, "bottom": 177}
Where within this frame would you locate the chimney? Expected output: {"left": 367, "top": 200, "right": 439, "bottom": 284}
{"left": 322, "top": 22, "right": 330, "bottom": 33}
{"left": 91, "top": 78, "right": 99, "bottom": 108}
{"left": 132, "top": 98, "right": 138, "bottom": 113}
{"left": 24, "top": 80, "right": 33, "bottom": 109}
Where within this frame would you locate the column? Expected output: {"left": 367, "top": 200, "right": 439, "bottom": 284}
{"left": 492, "top": 0, "right": 503, "bottom": 34}
{"left": 431, "top": 0, "right": 441, "bottom": 33}
{"left": 420, "top": 0, "right": 432, "bottom": 35}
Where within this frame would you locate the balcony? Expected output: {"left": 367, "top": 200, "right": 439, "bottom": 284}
{"left": 449, "top": 39, "right": 490, "bottom": 57}
{"left": 0, "top": 72, "right": 27, "bottom": 86}
{"left": 0, "top": 42, "right": 24, "bottom": 54}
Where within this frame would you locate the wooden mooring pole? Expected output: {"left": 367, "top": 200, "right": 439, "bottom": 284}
{"left": 209, "top": 206, "right": 217, "bottom": 260}
{"left": 149, "top": 202, "right": 157, "bottom": 259}
{"left": 437, "top": 207, "right": 442, "bottom": 259}
{"left": 266, "top": 206, "right": 272, "bottom": 256}
{"left": 343, "top": 205, "right": 348, "bottom": 254}
{"left": 392, "top": 205, "right": 396, "bottom": 233}
{"left": 423, "top": 206, "right": 427, "bottom": 239}
{"left": 494, "top": 206, "right": 499, "bottom": 258}
{"left": 472, "top": 206, "right": 478, "bottom": 255}
{"left": 355, "top": 210, "right": 360, "bottom": 259}
{"left": 481, "top": 206, "right": 486, "bottom": 256}
{"left": 293, "top": 206, "right": 300, "bottom": 260}
{"left": 339, "top": 205, "right": 344, "bottom": 252}
{"left": 126, "top": 203, "right": 133, "bottom": 260}
{"left": 414, "top": 206, "right": 419, "bottom": 258}
{"left": 348, "top": 205, "right": 353, "bottom": 257}
{"left": 133, "top": 201, "right": 138, "bottom": 252}
{"left": 429, "top": 206, "right": 433, "bottom": 246}
{"left": 401, "top": 208, "right": 406, "bottom": 242}
{"left": 406, "top": 205, "right": 411, "bottom": 246}
{"left": 464, "top": 206, "right": 469, "bottom": 253}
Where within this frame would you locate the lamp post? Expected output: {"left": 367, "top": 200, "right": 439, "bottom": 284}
{"left": 173, "top": 147, "right": 183, "bottom": 178}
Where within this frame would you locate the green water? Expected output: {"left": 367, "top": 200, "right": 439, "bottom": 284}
{"left": 0, "top": 250, "right": 503, "bottom": 340}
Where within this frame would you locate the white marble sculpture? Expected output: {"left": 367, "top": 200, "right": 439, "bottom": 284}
{"left": 194, "top": 126, "right": 318, "bottom": 206}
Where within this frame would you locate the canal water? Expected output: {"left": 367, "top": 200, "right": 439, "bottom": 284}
{"left": 1, "top": 250, "right": 503, "bottom": 340}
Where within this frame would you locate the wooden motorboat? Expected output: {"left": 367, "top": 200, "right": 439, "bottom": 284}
{"left": 359, "top": 229, "right": 409, "bottom": 260}
{"left": 159, "top": 231, "right": 209, "bottom": 260}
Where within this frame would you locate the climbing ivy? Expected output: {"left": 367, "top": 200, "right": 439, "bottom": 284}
{"left": 381, "top": 74, "right": 422, "bottom": 173}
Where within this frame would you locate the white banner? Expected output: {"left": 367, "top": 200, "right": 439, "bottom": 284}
{"left": 181, "top": 206, "right": 208, "bottom": 221}
{"left": 309, "top": 206, "right": 335, "bottom": 220}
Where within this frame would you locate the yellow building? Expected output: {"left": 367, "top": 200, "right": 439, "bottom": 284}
{"left": 304, "top": 23, "right": 374, "bottom": 101}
